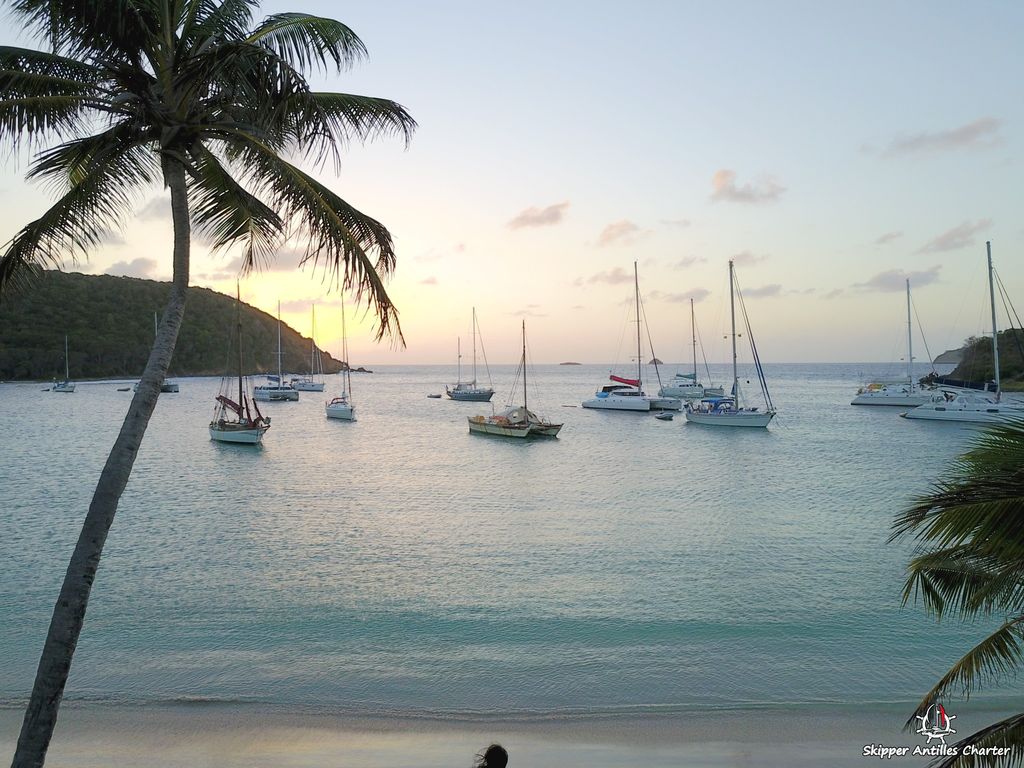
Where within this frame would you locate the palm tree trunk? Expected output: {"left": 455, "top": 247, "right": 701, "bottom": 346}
{"left": 11, "top": 158, "right": 191, "bottom": 768}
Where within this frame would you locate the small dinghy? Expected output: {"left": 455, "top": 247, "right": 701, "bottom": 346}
{"left": 655, "top": 412, "right": 674, "bottom": 421}
{"left": 427, "top": 393, "right": 442, "bottom": 399}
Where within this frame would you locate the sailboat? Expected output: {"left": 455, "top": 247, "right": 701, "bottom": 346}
{"left": 851, "top": 280, "right": 938, "bottom": 406}
{"left": 326, "top": 298, "right": 356, "bottom": 421}
{"left": 254, "top": 301, "right": 299, "bottom": 401}
{"left": 659, "top": 298, "right": 724, "bottom": 399}
{"left": 582, "top": 262, "right": 678, "bottom": 412}
{"left": 903, "top": 242, "right": 1024, "bottom": 423}
{"left": 685, "top": 259, "right": 776, "bottom": 428}
{"left": 51, "top": 335, "right": 75, "bottom": 393}
{"left": 468, "top": 320, "right": 563, "bottom": 438}
{"left": 291, "top": 305, "right": 325, "bottom": 392}
{"left": 135, "top": 312, "right": 179, "bottom": 393}
{"left": 210, "top": 286, "right": 271, "bottom": 444}
{"left": 446, "top": 308, "right": 495, "bottom": 401}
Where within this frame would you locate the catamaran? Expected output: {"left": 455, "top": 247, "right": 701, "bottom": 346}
{"left": 446, "top": 308, "right": 495, "bottom": 401}
{"left": 685, "top": 259, "right": 776, "bottom": 428}
{"left": 326, "top": 298, "right": 356, "bottom": 421}
{"left": 659, "top": 298, "right": 724, "bottom": 399}
{"left": 903, "top": 242, "right": 1024, "bottom": 423}
{"left": 583, "top": 262, "right": 680, "bottom": 412}
{"left": 210, "top": 287, "right": 271, "bottom": 444}
{"left": 291, "top": 305, "right": 325, "bottom": 391}
{"left": 254, "top": 301, "right": 299, "bottom": 402}
{"left": 468, "top": 321, "right": 562, "bottom": 438}
{"left": 51, "top": 335, "right": 75, "bottom": 393}
{"left": 851, "top": 279, "right": 939, "bottom": 407}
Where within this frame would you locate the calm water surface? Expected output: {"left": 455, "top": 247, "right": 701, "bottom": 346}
{"left": 0, "top": 363, "right": 1006, "bottom": 717}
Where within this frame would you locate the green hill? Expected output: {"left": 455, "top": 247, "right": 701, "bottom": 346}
{"left": 947, "top": 329, "right": 1024, "bottom": 391}
{"left": 0, "top": 271, "right": 347, "bottom": 380}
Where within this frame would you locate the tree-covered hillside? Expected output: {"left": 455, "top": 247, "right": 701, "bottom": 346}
{"left": 948, "top": 329, "right": 1024, "bottom": 391}
{"left": 0, "top": 271, "right": 345, "bottom": 380}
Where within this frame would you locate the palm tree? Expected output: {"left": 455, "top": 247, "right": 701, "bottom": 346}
{"left": 0, "top": 0, "right": 415, "bottom": 764}
{"left": 891, "top": 419, "right": 1024, "bottom": 767}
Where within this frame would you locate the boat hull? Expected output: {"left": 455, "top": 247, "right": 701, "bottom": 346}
{"left": 467, "top": 417, "right": 531, "bottom": 437}
{"left": 51, "top": 382, "right": 75, "bottom": 393}
{"left": 209, "top": 424, "right": 268, "bottom": 444}
{"left": 292, "top": 381, "right": 325, "bottom": 392}
{"left": 648, "top": 396, "right": 682, "bottom": 411}
{"left": 581, "top": 395, "right": 651, "bottom": 411}
{"left": 254, "top": 386, "right": 299, "bottom": 402}
{"left": 685, "top": 409, "right": 775, "bottom": 428}
{"left": 326, "top": 402, "right": 356, "bottom": 421}
{"left": 901, "top": 404, "right": 1024, "bottom": 423}
{"left": 851, "top": 391, "right": 936, "bottom": 406}
{"left": 447, "top": 389, "right": 494, "bottom": 402}
{"left": 658, "top": 384, "right": 704, "bottom": 399}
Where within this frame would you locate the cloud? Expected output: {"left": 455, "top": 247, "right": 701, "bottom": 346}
{"left": 661, "top": 218, "right": 691, "bottom": 228}
{"left": 743, "top": 284, "right": 782, "bottom": 298}
{"left": 583, "top": 267, "right": 633, "bottom": 285}
{"left": 648, "top": 288, "right": 711, "bottom": 303}
{"left": 884, "top": 117, "right": 1003, "bottom": 155}
{"left": 510, "top": 307, "right": 547, "bottom": 317}
{"left": 710, "top": 169, "right": 785, "bottom": 204}
{"left": 731, "top": 250, "right": 768, "bottom": 265}
{"left": 918, "top": 220, "right": 991, "bottom": 253}
{"left": 823, "top": 288, "right": 844, "bottom": 299}
{"left": 508, "top": 201, "right": 569, "bottom": 229}
{"left": 105, "top": 257, "right": 158, "bottom": 278}
{"left": 136, "top": 196, "right": 171, "bottom": 221}
{"left": 571, "top": 305, "right": 585, "bottom": 310}
{"left": 280, "top": 298, "right": 343, "bottom": 313}
{"left": 419, "top": 276, "right": 438, "bottom": 285}
{"left": 852, "top": 265, "right": 942, "bottom": 292}
{"left": 874, "top": 231, "right": 903, "bottom": 246}
{"left": 597, "top": 220, "right": 643, "bottom": 247}
{"left": 672, "top": 256, "right": 706, "bottom": 269}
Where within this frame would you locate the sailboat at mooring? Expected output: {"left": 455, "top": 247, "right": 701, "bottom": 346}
{"left": 210, "top": 286, "right": 271, "bottom": 444}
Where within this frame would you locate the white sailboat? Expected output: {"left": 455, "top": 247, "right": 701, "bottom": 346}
{"left": 210, "top": 286, "right": 271, "bottom": 444}
{"left": 903, "top": 242, "right": 1024, "bottom": 423}
{"left": 326, "top": 298, "right": 356, "bottom": 421}
{"left": 685, "top": 259, "right": 776, "bottom": 428}
{"left": 135, "top": 312, "right": 179, "bottom": 393}
{"left": 446, "top": 308, "right": 495, "bottom": 401}
{"left": 583, "top": 262, "right": 678, "bottom": 412}
{"left": 254, "top": 301, "right": 299, "bottom": 402}
{"left": 851, "top": 279, "right": 938, "bottom": 407}
{"left": 51, "top": 335, "right": 75, "bottom": 393}
{"left": 468, "top": 321, "right": 562, "bottom": 438}
{"left": 291, "top": 305, "right": 325, "bottom": 392}
{"left": 659, "top": 298, "right": 724, "bottom": 399}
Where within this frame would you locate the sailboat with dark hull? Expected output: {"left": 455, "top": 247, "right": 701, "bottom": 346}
{"left": 210, "top": 287, "right": 271, "bottom": 444}
{"left": 447, "top": 308, "right": 494, "bottom": 401}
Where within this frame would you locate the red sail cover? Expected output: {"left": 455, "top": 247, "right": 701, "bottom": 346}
{"left": 609, "top": 375, "right": 640, "bottom": 387}
{"left": 216, "top": 395, "right": 243, "bottom": 416}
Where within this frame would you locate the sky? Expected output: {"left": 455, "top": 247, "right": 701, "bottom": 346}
{"left": 1, "top": 0, "right": 1022, "bottom": 365}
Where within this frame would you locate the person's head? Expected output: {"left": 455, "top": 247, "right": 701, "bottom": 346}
{"left": 474, "top": 743, "right": 508, "bottom": 768}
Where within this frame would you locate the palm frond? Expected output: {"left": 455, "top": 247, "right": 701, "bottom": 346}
{"left": 905, "top": 615, "right": 1024, "bottom": 730}
{"left": 246, "top": 13, "right": 366, "bottom": 74}
{"left": 27, "top": 120, "right": 156, "bottom": 188}
{"left": 228, "top": 135, "right": 401, "bottom": 343}
{"left": 182, "top": 0, "right": 258, "bottom": 53}
{"left": 928, "top": 711, "right": 1024, "bottom": 768}
{"left": 9, "top": 0, "right": 162, "bottom": 62}
{"left": 187, "top": 143, "right": 282, "bottom": 265}
{"left": 285, "top": 91, "right": 415, "bottom": 165}
{"left": 0, "top": 46, "right": 105, "bottom": 94}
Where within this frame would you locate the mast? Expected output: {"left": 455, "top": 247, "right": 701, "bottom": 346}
{"left": 691, "top": 298, "right": 698, "bottom": 381}
{"left": 457, "top": 336, "right": 462, "bottom": 384}
{"left": 341, "top": 295, "right": 351, "bottom": 397}
{"left": 987, "top": 241, "right": 1000, "bottom": 401}
{"left": 634, "top": 261, "right": 642, "bottom": 389}
{"left": 471, "top": 307, "right": 478, "bottom": 386}
{"left": 310, "top": 305, "right": 315, "bottom": 377}
{"left": 522, "top": 320, "right": 527, "bottom": 410}
{"left": 277, "top": 300, "right": 283, "bottom": 383}
{"left": 153, "top": 311, "right": 158, "bottom": 339}
{"left": 64, "top": 335, "right": 69, "bottom": 380}
{"left": 729, "top": 260, "right": 738, "bottom": 399}
{"left": 906, "top": 279, "right": 914, "bottom": 392}
{"left": 236, "top": 284, "right": 243, "bottom": 408}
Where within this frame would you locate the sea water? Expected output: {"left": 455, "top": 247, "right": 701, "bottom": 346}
{"left": 0, "top": 364, "right": 1006, "bottom": 718}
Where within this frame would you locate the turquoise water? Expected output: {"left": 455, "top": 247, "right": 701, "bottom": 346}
{"left": 0, "top": 363, "right": 1003, "bottom": 718}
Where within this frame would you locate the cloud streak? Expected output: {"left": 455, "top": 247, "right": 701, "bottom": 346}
{"left": 710, "top": 169, "right": 785, "bottom": 204}
{"left": 581, "top": 267, "right": 633, "bottom": 285}
{"left": 597, "top": 220, "right": 643, "bottom": 247}
{"left": 648, "top": 288, "right": 711, "bottom": 303}
{"left": 884, "top": 118, "right": 1003, "bottom": 155}
{"left": 508, "top": 201, "right": 569, "bottom": 229}
{"left": 743, "top": 284, "right": 782, "bottom": 298}
{"left": 874, "top": 231, "right": 903, "bottom": 246}
{"left": 106, "top": 257, "right": 157, "bottom": 278}
{"left": 852, "top": 265, "right": 942, "bottom": 292}
{"left": 918, "top": 220, "right": 991, "bottom": 253}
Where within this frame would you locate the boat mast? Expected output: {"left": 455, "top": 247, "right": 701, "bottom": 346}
{"left": 906, "top": 279, "right": 914, "bottom": 393}
{"left": 236, "top": 284, "right": 243, "bottom": 408}
{"left": 341, "top": 295, "right": 351, "bottom": 396}
{"left": 277, "top": 300, "right": 283, "bottom": 384}
{"left": 310, "top": 305, "right": 315, "bottom": 377}
{"left": 522, "top": 319, "right": 527, "bottom": 411}
{"left": 457, "top": 336, "right": 462, "bottom": 385}
{"left": 691, "top": 298, "right": 698, "bottom": 381}
{"left": 153, "top": 311, "right": 158, "bottom": 339}
{"left": 634, "top": 261, "right": 641, "bottom": 389}
{"left": 472, "top": 307, "right": 478, "bottom": 386}
{"left": 729, "top": 260, "right": 738, "bottom": 399}
{"left": 987, "top": 241, "right": 1000, "bottom": 401}
{"left": 64, "top": 334, "right": 69, "bottom": 380}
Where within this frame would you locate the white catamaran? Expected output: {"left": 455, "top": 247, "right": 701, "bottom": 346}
{"left": 903, "top": 242, "right": 1024, "bottom": 423}
{"left": 210, "top": 286, "right": 271, "bottom": 444}
{"left": 659, "top": 298, "right": 724, "bottom": 400}
{"left": 254, "top": 301, "right": 299, "bottom": 402}
{"left": 468, "top": 320, "right": 562, "bottom": 438}
{"left": 446, "top": 308, "right": 495, "bottom": 401}
{"left": 685, "top": 259, "right": 776, "bottom": 428}
{"left": 291, "top": 305, "right": 325, "bottom": 392}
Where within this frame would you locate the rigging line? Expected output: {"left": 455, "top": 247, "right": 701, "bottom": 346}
{"left": 638, "top": 293, "right": 665, "bottom": 387}
{"left": 694, "top": 321, "right": 715, "bottom": 384}
{"left": 909, "top": 294, "right": 936, "bottom": 374}
{"left": 732, "top": 270, "right": 774, "bottom": 410}
{"left": 996, "top": 271, "right": 1024, "bottom": 329}
{"left": 474, "top": 312, "right": 494, "bottom": 389}
{"left": 995, "top": 272, "right": 1024, "bottom": 366}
